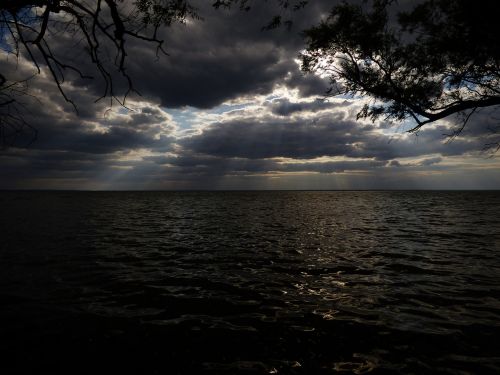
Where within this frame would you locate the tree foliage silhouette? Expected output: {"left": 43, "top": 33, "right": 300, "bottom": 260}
{"left": 302, "top": 0, "right": 500, "bottom": 132}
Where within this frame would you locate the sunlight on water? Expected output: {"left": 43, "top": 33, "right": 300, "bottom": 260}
{"left": 1, "top": 191, "right": 500, "bottom": 374}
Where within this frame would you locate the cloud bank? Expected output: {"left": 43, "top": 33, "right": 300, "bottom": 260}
{"left": 1, "top": 1, "right": 499, "bottom": 190}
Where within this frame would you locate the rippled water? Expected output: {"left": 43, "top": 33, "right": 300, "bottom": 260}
{"left": 1, "top": 191, "right": 500, "bottom": 374}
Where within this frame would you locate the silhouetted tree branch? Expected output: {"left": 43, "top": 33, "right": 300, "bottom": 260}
{"left": 1, "top": 0, "right": 198, "bottom": 106}
{"left": 0, "top": 0, "right": 200, "bottom": 146}
{"left": 302, "top": 0, "right": 500, "bottom": 133}
{"left": 0, "top": 71, "right": 38, "bottom": 147}
{"left": 0, "top": 0, "right": 308, "bottom": 146}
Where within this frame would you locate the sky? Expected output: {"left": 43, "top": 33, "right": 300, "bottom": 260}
{"left": 1, "top": 0, "right": 499, "bottom": 190}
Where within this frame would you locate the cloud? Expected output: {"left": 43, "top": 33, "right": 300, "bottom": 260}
{"left": 418, "top": 156, "right": 443, "bottom": 166}
{"left": 269, "top": 97, "right": 348, "bottom": 116}
{"left": 180, "top": 109, "right": 487, "bottom": 162}
{"left": 1, "top": 0, "right": 500, "bottom": 190}
{"left": 31, "top": 0, "right": 335, "bottom": 110}
{"left": 181, "top": 114, "right": 357, "bottom": 160}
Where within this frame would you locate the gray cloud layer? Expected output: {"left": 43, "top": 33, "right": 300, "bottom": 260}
{"left": 1, "top": 1, "right": 499, "bottom": 189}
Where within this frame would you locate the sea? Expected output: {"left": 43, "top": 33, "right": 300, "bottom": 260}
{"left": 1, "top": 191, "right": 500, "bottom": 374}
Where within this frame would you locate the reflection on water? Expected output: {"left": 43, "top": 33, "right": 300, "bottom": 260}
{"left": 1, "top": 191, "right": 500, "bottom": 374}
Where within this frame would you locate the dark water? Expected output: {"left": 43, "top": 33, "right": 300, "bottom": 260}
{"left": 1, "top": 191, "right": 500, "bottom": 374}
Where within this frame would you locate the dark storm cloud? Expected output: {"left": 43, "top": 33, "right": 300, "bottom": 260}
{"left": 23, "top": 109, "right": 175, "bottom": 155}
{"left": 181, "top": 115, "right": 356, "bottom": 159}
{"left": 283, "top": 69, "right": 331, "bottom": 98}
{"left": 388, "top": 160, "right": 402, "bottom": 167}
{"left": 269, "top": 98, "right": 348, "bottom": 116}
{"left": 39, "top": 0, "right": 335, "bottom": 109}
{"left": 137, "top": 0, "right": 334, "bottom": 108}
{"left": 129, "top": 42, "right": 292, "bottom": 108}
{"left": 0, "top": 64, "right": 178, "bottom": 156}
{"left": 2, "top": 0, "right": 339, "bottom": 125}
{"left": 417, "top": 157, "right": 443, "bottom": 166}
{"left": 180, "top": 112, "right": 486, "bottom": 162}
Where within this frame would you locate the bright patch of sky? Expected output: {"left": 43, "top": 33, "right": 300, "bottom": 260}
{"left": 165, "top": 102, "right": 256, "bottom": 136}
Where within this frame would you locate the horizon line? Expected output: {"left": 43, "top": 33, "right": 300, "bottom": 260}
{"left": 1, "top": 189, "right": 499, "bottom": 192}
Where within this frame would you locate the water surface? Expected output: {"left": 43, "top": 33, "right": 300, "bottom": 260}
{"left": 1, "top": 191, "right": 500, "bottom": 374}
